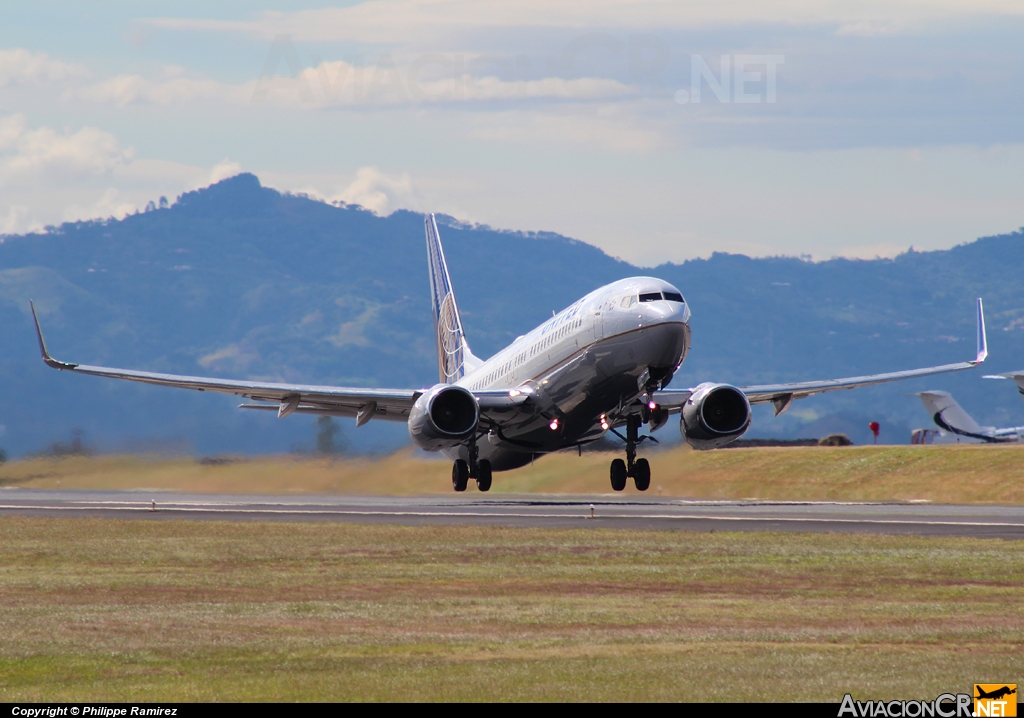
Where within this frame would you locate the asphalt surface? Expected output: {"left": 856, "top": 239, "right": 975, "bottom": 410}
{"left": 2, "top": 489, "right": 1023, "bottom": 538}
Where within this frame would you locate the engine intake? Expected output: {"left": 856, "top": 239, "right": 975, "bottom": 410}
{"left": 680, "top": 382, "right": 751, "bottom": 450}
{"left": 408, "top": 384, "right": 480, "bottom": 451}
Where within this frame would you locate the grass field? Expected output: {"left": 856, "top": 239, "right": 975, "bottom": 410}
{"left": 0, "top": 517, "right": 1021, "bottom": 701}
{"left": 3, "top": 443, "right": 1024, "bottom": 503}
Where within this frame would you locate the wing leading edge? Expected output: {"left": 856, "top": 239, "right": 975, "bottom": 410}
{"left": 655, "top": 298, "right": 988, "bottom": 416}
{"left": 30, "top": 301, "right": 419, "bottom": 424}
{"left": 741, "top": 297, "right": 988, "bottom": 416}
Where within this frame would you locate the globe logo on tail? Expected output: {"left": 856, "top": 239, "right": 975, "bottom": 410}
{"left": 437, "top": 292, "right": 464, "bottom": 383}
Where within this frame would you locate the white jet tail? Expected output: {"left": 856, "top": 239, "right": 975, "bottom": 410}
{"left": 424, "top": 214, "right": 481, "bottom": 384}
{"left": 914, "top": 390, "right": 994, "bottom": 442}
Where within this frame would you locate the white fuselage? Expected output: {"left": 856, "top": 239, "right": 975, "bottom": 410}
{"left": 444, "top": 277, "right": 691, "bottom": 469}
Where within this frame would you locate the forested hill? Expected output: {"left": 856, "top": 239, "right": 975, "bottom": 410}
{"left": 1, "top": 173, "right": 1022, "bottom": 455}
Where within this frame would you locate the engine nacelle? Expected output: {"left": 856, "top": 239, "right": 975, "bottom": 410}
{"left": 408, "top": 384, "right": 480, "bottom": 451}
{"left": 680, "top": 382, "right": 751, "bottom": 450}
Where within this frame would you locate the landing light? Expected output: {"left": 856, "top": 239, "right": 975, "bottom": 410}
{"left": 509, "top": 389, "right": 521, "bottom": 397}
{"left": 648, "top": 401, "right": 658, "bottom": 410}
{"left": 549, "top": 418, "right": 559, "bottom": 431}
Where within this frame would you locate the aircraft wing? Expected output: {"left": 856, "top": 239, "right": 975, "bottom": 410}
{"left": 650, "top": 390, "right": 694, "bottom": 412}
{"left": 31, "top": 302, "right": 418, "bottom": 424}
{"left": 742, "top": 298, "right": 988, "bottom": 416}
{"left": 655, "top": 298, "right": 988, "bottom": 417}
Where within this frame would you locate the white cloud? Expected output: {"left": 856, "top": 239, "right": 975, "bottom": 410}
{"left": 0, "top": 114, "right": 134, "bottom": 183}
{"left": 209, "top": 159, "right": 243, "bottom": 184}
{"left": 70, "top": 73, "right": 226, "bottom": 107}
{"left": 1, "top": 204, "right": 29, "bottom": 234}
{"left": 146, "top": 1, "right": 1024, "bottom": 43}
{"left": 470, "top": 105, "right": 667, "bottom": 151}
{"left": 66, "top": 187, "right": 139, "bottom": 225}
{"left": 68, "top": 59, "right": 633, "bottom": 110}
{"left": 333, "top": 166, "right": 417, "bottom": 214}
{"left": 0, "top": 115, "right": 252, "bottom": 234}
{"left": 0, "top": 48, "right": 89, "bottom": 87}
{"left": 444, "top": 74, "right": 632, "bottom": 101}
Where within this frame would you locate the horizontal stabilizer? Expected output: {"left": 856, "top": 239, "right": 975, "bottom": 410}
{"left": 983, "top": 370, "right": 1024, "bottom": 399}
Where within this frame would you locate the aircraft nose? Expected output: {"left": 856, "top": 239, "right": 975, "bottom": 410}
{"left": 641, "top": 299, "right": 689, "bottom": 325}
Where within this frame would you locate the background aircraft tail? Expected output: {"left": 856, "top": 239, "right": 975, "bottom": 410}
{"left": 914, "top": 390, "right": 991, "bottom": 440}
{"left": 425, "top": 214, "right": 481, "bottom": 384}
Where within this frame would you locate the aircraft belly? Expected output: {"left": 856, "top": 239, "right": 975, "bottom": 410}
{"left": 484, "top": 321, "right": 689, "bottom": 457}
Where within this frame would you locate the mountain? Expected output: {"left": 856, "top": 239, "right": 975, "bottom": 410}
{"left": 1, "top": 173, "right": 1022, "bottom": 456}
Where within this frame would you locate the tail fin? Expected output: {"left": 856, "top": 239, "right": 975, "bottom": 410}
{"left": 914, "top": 391, "right": 991, "bottom": 440}
{"left": 425, "top": 214, "right": 480, "bottom": 384}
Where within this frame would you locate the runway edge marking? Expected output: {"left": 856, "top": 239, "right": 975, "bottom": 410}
{"left": 1, "top": 504, "right": 1023, "bottom": 529}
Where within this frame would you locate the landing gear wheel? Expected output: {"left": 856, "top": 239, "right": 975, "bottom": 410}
{"left": 632, "top": 458, "right": 651, "bottom": 491}
{"left": 476, "top": 459, "right": 493, "bottom": 492}
{"left": 452, "top": 460, "right": 469, "bottom": 492}
{"left": 610, "top": 459, "right": 627, "bottom": 492}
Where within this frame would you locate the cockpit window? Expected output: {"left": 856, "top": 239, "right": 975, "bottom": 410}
{"left": 663, "top": 292, "right": 684, "bottom": 303}
{"left": 620, "top": 295, "right": 637, "bottom": 308}
{"left": 639, "top": 292, "right": 662, "bottom": 302}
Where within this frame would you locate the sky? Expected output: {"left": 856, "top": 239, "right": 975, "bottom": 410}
{"left": 1, "top": 1, "right": 1022, "bottom": 266}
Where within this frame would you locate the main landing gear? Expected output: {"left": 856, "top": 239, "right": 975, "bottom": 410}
{"left": 609, "top": 415, "right": 652, "bottom": 492}
{"left": 452, "top": 438, "right": 492, "bottom": 492}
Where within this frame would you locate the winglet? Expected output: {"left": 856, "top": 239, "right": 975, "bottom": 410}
{"left": 974, "top": 297, "right": 988, "bottom": 364}
{"left": 29, "top": 301, "right": 77, "bottom": 370}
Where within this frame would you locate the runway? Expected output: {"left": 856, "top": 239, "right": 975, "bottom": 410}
{"left": 2, "top": 489, "right": 1023, "bottom": 538}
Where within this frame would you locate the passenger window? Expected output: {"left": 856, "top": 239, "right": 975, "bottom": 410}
{"left": 639, "top": 292, "right": 662, "bottom": 302}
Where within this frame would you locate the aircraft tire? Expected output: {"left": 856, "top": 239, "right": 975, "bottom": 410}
{"left": 452, "top": 460, "right": 469, "bottom": 492}
{"left": 610, "top": 459, "right": 627, "bottom": 491}
{"left": 476, "top": 460, "right": 493, "bottom": 492}
{"left": 633, "top": 458, "right": 651, "bottom": 491}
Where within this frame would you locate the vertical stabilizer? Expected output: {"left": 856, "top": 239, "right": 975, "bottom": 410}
{"left": 425, "top": 214, "right": 480, "bottom": 384}
{"left": 915, "top": 391, "right": 992, "bottom": 441}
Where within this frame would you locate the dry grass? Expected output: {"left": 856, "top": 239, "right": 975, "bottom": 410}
{"left": 0, "top": 518, "right": 1021, "bottom": 701}
{"left": 3, "top": 443, "right": 1024, "bottom": 503}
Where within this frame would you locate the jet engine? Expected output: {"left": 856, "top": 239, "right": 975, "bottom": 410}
{"left": 408, "top": 384, "right": 480, "bottom": 451}
{"left": 680, "top": 382, "right": 751, "bottom": 450}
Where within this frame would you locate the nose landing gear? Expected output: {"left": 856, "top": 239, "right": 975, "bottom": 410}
{"left": 609, "top": 415, "right": 653, "bottom": 492}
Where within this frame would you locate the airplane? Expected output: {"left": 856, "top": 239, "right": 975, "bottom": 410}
{"left": 30, "top": 214, "right": 990, "bottom": 492}
{"left": 976, "top": 686, "right": 1017, "bottom": 701}
{"left": 913, "top": 390, "right": 1024, "bottom": 443}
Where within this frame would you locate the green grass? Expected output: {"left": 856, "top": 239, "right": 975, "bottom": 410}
{"left": 4, "top": 444, "right": 1024, "bottom": 502}
{"left": 0, "top": 517, "right": 1021, "bottom": 701}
